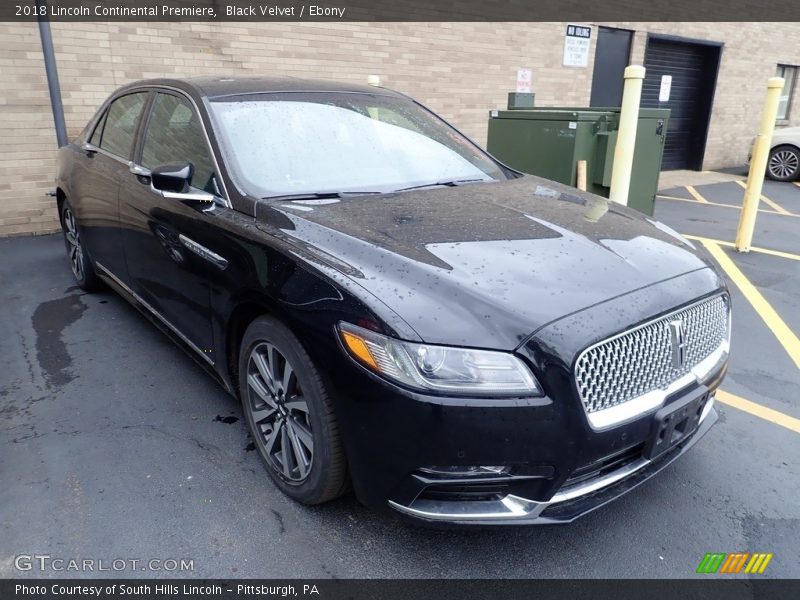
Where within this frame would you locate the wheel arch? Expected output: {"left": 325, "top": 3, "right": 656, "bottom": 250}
{"left": 56, "top": 187, "right": 67, "bottom": 226}
{"left": 771, "top": 142, "right": 800, "bottom": 152}
{"left": 225, "top": 300, "right": 274, "bottom": 397}
{"left": 224, "top": 294, "right": 318, "bottom": 393}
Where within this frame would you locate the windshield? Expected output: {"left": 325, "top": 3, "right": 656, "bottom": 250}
{"left": 209, "top": 92, "right": 508, "bottom": 198}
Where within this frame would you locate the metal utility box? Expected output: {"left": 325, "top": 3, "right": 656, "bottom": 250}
{"left": 486, "top": 107, "right": 670, "bottom": 215}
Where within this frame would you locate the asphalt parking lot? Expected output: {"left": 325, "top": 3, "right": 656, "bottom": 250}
{"left": 1, "top": 175, "right": 799, "bottom": 579}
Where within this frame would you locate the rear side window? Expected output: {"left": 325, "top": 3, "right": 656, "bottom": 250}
{"left": 141, "top": 93, "right": 216, "bottom": 193}
{"left": 89, "top": 110, "right": 106, "bottom": 146}
{"left": 99, "top": 92, "right": 148, "bottom": 158}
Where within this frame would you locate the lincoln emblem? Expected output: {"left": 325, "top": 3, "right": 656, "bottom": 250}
{"left": 669, "top": 320, "right": 687, "bottom": 369}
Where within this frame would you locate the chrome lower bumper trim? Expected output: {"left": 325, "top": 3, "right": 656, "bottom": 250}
{"left": 389, "top": 394, "right": 718, "bottom": 523}
{"left": 389, "top": 454, "right": 652, "bottom": 522}
{"left": 388, "top": 493, "right": 547, "bottom": 522}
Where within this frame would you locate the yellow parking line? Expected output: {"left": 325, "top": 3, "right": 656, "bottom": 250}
{"left": 658, "top": 194, "right": 702, "bottom": 202}
{"left": 683, "top": 234, "right": 800, "bottom": 262}
{"left": 735, "top": 180, "right": 791, "bottom": 215}
{"left": 657, "top": 195, "right": 799, "bottom": 218}
{"left": 794, "top": 181, "right": 800, "bottom": 189}
{"left": 685, "top": 185, "right": 709, "bottom": 203}
{"left": 700, "top": 240, "right": 800, "bottom": 370}
{"left": 716, "top": 390, "right": 800, "bottom": 434}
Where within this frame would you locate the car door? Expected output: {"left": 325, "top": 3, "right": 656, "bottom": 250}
{"left": 119, "top": 90, "right": 224, "bottom": 360}
{"left": 77, "top": 91, "right": 149, "bottom": 280}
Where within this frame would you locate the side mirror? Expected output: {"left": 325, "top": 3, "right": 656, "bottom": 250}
{"left": 149, "top": 162, "right": 216, "bottom": 206}
{"left": 151, "top": 162, "right": 193, "bottom": 194}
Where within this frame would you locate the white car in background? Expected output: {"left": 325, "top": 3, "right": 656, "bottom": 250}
{"left": 766, "top": 127, "right": 800, "bottom": 181}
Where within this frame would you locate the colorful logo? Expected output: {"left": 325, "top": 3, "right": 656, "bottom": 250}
{"left": 696, "top": 552, "right": 773, "bottom": 574}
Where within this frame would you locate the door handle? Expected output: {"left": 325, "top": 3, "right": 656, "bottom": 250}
{"left": 178, "top": 234, "right": 228, "bottom": 270}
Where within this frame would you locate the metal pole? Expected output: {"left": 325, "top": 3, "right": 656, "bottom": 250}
{"left": 36, "top": 0, "right": 67, "bottom": 147}
{"left": 734, "top": 77, "right": 785, "bottom": 253}
{"left": 609, "top": 65, "right": 646, "bottom": 206}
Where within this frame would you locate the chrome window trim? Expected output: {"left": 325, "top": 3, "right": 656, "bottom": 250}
{"left": 81, "top": 141, "right": 130, "bottom": 166}
{"left": 128, "top": 163, "right": 151, "bottom": 177}
{"left": 84, "top": 89, "right": 149, "bottom": 157}
{"left": 103, "top": 84, "right": 232, "bottom": 209}
{"left": 94, "top": 262, "right": 214, "bottom": 366}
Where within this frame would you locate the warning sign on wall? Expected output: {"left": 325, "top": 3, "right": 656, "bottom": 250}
{"left": 516, "top": 68, "right": 532, "bottom": 93}
{"left": 563, "top": 24, "right": 592, "bottom": 68}
{"left": 659, "top": 75, "right": 673, "bottom": 102}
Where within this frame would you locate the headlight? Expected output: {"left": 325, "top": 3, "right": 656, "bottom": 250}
{"left": 337, "top": 322, "right": 542, "bottom": 397}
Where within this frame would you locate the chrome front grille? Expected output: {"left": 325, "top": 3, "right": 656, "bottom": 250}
{"left": 575, "top": 295, "right": 730, "bottom": 416}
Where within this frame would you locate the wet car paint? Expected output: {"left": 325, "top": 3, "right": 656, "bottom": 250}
{"left": 54, "top": 77, "right": 728, "bottom": 522}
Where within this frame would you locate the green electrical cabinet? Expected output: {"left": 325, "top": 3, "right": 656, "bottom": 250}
{"left": 486, "top": 107, "right": 670, "bottom": 216}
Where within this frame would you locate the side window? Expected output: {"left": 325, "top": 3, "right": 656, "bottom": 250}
{"left": 776, "top": 64, "right": 797, "bottom": 120}
{"left": 89, "top": 110, "right": 107, "bottom": 146}
{"left": 99, "top": 92, "right": 147, "bottom": 158}
{"left": 141, "top": 93, "right": 216, "bottom": 194}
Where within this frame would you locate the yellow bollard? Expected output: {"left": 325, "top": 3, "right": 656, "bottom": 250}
{"left": 609, "top": 65, "right": 646, "bottom": 206}
{"left": 735, "top": 77, "right": 785, "bottom": 252}
{"left": 576, "top": 160, "right": 587, "bottom": 191}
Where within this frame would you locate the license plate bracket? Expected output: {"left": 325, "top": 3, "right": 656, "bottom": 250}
{"left": 644, "top": 388, "right": 709, "bottom": 460}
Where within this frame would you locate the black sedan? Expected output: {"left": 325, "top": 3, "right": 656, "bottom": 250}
{"left": 55, "top": 77, "right": 730, "bottom": 525}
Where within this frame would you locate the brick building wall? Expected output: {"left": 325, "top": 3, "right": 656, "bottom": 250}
{"left": 1, "top": 21, "right": 799, "bottom": 237}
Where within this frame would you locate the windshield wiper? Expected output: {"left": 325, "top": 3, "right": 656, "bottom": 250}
{"left": 262, "top": 191, "right": 383, "bottom": 201}
{"left": 394, "top": 178, "right": 490, "bottom": 192}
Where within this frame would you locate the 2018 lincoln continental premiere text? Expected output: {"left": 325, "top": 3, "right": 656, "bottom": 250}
{"left": 55, "top": 77, "right": 731, "bottom": 525}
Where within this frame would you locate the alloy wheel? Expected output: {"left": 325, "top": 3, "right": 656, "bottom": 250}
{"left": 246, "top": 342, "right": 314, "bottom": 482}
{"left": 63, "top": 207, "right": 84, "bottom": 281}
{"left": 768, "top": 149, "right": 799, "bottom": 179}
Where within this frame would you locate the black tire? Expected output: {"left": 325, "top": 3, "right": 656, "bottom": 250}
{"left": 60, "top": 200, "right": 103, "bottom": 291}
{"left": 766, "top": 145, "right": 800, "bottom": 182}
{"left": 239, "top": 315, "right": 348, "bottom": 504}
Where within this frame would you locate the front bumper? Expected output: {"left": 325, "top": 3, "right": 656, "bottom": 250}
{"left": 318, "top": 333, "right": 726, "bottom": 526}
{"left": 388, "top": 397, "right": 717, "bottom": 525}
{"left": 305, "top": 275, "right": 729, "bottom": 526}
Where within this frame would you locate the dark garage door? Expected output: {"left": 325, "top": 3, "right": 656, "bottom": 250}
{"left": 642, "top": 37, "right": 721, "bottom": 170}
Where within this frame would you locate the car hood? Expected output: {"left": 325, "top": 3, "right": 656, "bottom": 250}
{"left": 256, "top": 176, "right": 713, "bottom": 350}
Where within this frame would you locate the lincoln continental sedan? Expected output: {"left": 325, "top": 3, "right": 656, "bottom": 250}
{"left": 55, "top": 77, "right": 730, "bottom": 524}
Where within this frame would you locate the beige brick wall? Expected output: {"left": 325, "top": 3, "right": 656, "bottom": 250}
{"left": 625, "top": 22, "right": 800, "bottom": 174}
{"left": 1, "top": 21, "right": 799, "bottom": 236}
{"left": 0, "top": 22, "right": 59, "bottom": 236}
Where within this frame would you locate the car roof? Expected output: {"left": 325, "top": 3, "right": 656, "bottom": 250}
{"left": 115, "top": 76, "right": 404, "bottom": 100}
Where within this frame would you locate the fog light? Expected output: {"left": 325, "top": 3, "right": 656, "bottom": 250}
{"left": 419, "top": 466, "right": 509, "bottom": 477}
